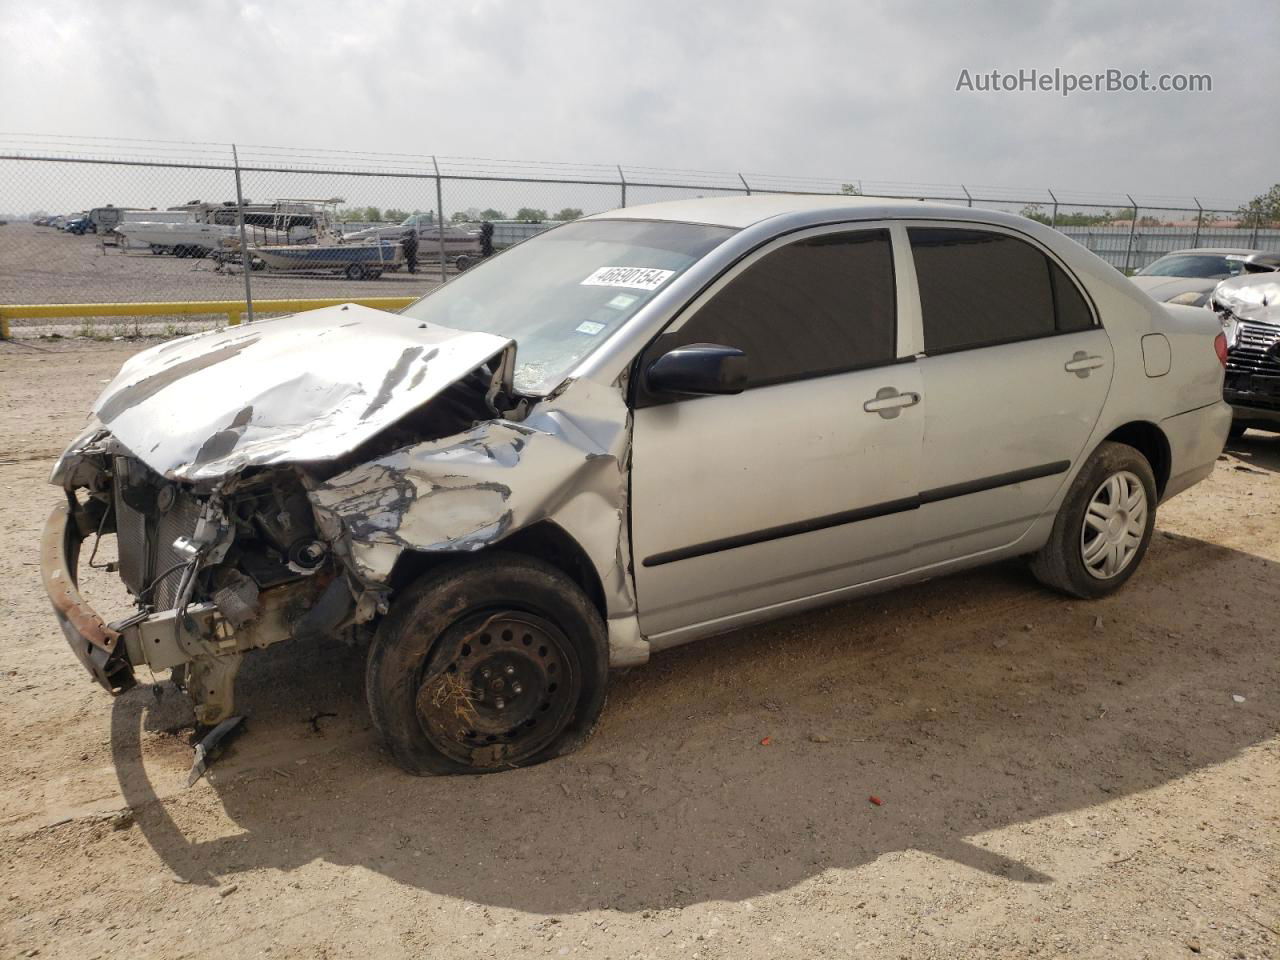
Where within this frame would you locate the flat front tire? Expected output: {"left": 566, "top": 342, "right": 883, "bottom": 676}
{"left": 1030, "top": 441, "right": 1157, "bottom": 599}
{"left": 366, "top": 553, "right": 609, "bottom": 775}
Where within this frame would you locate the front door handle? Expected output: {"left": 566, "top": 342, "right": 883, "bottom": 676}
{"left": 1065, "top": 351, "right": 1106, "bottom": 377}
{"left": 863, "top": 386, "right": 920, "bottom": 419}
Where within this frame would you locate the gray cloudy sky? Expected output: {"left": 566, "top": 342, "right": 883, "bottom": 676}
{"left": 1, "top": 0, "right": 1275, "bottom": 205}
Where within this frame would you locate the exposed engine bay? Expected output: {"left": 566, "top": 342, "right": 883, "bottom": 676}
{"left": 44, "top": 304, "right": 641, "bottom": 747}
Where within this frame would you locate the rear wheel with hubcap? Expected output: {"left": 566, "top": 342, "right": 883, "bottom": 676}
{"left": 1030, "top": 441, "right": 1157, "bottom": 599}
{"left": 366, "top": 553, "right": 608, "bottom": 775}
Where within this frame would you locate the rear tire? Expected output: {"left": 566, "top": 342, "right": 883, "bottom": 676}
{"left": 345, "top": 263, "right": 366, "bottom": 281}
{"left": 1030, "top": 441, "right": 1157, "bottom": 599}
{"left": 366, "top": 553, "right": 609, "bottom": 775}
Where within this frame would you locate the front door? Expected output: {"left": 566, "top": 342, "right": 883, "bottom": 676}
{"left": 629, "top": 226, "right": 925, "bottom": 643}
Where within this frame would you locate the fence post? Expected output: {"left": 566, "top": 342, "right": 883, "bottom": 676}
{"left": 1250, "top": 209, "right": 1261, "bottom": 247}
{"left": 738, "top": 173, "right": 751, "bottom": 195}
{"left": 617, "top": 165, "right": 627, "bottom": 208}
{"left": 231, "top": 144, "right": 254, "bottom": 324}
{"left": 961, "top": 184, "right": 972, "bottom": 208}
{"left": 1193, "top": 198, "right": 1203, "bottom": 246}
{"left": 1047, "top": 189, "right": 1058, "bottom": 229}
{"left": 1123, "top": 194, "right": 1139, "bottom": 274}
{"left": 432, "top": 156, "right": 447, "bottom": 283}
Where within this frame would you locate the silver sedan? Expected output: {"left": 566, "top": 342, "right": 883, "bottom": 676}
{"left": 44, "top": 196, "right": 1231, "bottom": 775}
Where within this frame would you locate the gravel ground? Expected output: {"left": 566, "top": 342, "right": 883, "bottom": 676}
{"left": 0, "top": 222, "right": 442, "bottom": 336}
{"left": 0, "top": 339, "right": 1276, "bottom": 960}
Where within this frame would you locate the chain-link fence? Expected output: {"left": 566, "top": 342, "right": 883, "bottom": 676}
{"left": 2, "top": 135, "right": 1276, "bottom": 337}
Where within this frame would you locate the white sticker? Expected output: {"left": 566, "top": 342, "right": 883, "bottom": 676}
{"left": 1225, "top": 254, "right": 1246, "bottom": 261}
{"left": 575, "top": 320, "right": 606, "bottom": 335}
{"left": 581, "top": 266, "right": 674, "bottom": 291}
{"left": 606, "top": 293, "right": 638, "bottom": 310}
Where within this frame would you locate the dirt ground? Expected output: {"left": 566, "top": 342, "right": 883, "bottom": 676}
{"left": 0, "top": 338, "right": 1276, "bottom": 960}
{"left": 0, "top": 222, "right": 442, "bottom": 335}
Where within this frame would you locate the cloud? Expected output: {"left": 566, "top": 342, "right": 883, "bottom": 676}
{"left": 0, "top": 0, "right": 1274, "bottom": 206}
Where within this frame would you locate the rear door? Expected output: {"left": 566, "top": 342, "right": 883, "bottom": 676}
{"left": 630, "top": 224, "right": 924, "bottom": 642}
{"left": 905, "top": 225, "right": 1113, "bottom": 565}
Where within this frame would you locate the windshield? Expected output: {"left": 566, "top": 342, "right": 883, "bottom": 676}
{"left": 401, "top": 219, "right": 736, "bottom": 394}
{"left": 1138, "top": 253, "right": 1248, "bottom": 279}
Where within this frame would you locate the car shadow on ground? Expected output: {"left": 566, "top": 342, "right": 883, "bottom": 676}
{"left": 1226, "top": 429, "right": 1280, "bottom": 474}
{"left": 110, "top": 531, "right": 1278, "bottom": 915}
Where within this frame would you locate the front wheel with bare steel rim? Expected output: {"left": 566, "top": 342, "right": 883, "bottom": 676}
{"left": 1030, "top": 441, "right": 1157, "bottom": 599}
{"left": 366, "top": 553, "right": 609, "bottom": 775}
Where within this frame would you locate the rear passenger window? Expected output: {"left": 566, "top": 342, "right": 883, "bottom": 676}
{"left": 1050, "top": 259, "right": 1095, "bottom": 333}
{"left": 908, "top": 227, "right": 1094, "bottom": 353}
{"left": 653, "top": 228, "right": 896, "bottom": 389}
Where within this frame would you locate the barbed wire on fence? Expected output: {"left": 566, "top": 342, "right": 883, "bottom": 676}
{"left": 1, "top": 133, "right": 1276, "bottom": 338}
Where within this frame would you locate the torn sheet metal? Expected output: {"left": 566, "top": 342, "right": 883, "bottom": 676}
{"left": 309, "top": 376, "right": 647, "bottom": 666}
{"left": 81, "top": 304, "right": 515, "bottom": 483}
{"left": 1212, "top": 273, "right": 1280, "bottom": 325}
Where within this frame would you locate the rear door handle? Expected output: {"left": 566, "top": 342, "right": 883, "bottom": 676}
{"left": 863, "top": 387, "right": 920, "bottom": 419}
{"left": 1065, "top": 351, "right": 1106, "bottom": 377}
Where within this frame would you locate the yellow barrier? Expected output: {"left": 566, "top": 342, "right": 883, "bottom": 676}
{"left": 0, "top": 297, "right": 419, "bottom": 339}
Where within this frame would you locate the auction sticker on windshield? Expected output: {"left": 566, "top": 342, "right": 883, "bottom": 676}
{"left": 581, "top": 266, "right": 675, "bottom": 291}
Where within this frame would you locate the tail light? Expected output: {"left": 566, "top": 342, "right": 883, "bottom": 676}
{"left": 1214, "top": 332, "right": 1229, "bottom": 367}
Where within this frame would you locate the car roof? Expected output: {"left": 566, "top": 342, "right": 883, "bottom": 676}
{"left": 1150, "top": 247, "right": 1260, "bottom": 257}
{"left": 586, "top": 194, "right": 1008, "bottom": 230}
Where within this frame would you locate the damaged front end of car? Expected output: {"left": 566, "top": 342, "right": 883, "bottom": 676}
{"left": 43, "top": 303, "right": 643, "bottom": 735}
{"left": 45, "top": 446, "right": 350, "bottom": 724}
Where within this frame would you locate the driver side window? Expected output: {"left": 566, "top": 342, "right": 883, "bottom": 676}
{"left": 639, "top": 228, "right": 897, "bottom": 400}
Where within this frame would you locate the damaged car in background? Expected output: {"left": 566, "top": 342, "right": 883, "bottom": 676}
{"left": 44, "top": 196, "right": 1231, "bottom": 775}
{"left": 1210, "top": 266, "right": 1280, "bottom": 437}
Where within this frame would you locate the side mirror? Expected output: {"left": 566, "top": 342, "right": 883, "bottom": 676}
{"left": 645, "top": 343, "right": 747, "bottom": 397}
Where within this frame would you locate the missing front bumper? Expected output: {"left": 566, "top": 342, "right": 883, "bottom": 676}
{"left": 41, "top": 501, "right": 318, "bottom": 723}
{"left": 41, "top": 500, "right": 135, "bottom": 693}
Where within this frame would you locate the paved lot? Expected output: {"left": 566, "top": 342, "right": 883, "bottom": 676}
{"left": 0, "top": 339, "right": 1276, "bottom": 959}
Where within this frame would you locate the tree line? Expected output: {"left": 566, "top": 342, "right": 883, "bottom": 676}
{"left": 335, "top": 206, "right": 586, "bottom": 224}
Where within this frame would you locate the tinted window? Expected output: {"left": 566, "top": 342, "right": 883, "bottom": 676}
{"left": 909, "top": 227, "right": 1093, "bottom": 353}
{"left": 1050, "top": 260, "right": 1094, "bottom": 333}
{"left": 653, "top": 229, "right": 896, "bottom": 389}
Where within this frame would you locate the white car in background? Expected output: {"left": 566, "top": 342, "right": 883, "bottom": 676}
{"left": 1211, "top": 268, "right": 1280, "bottom": 436}
{"left": 1130, "top": 247, "right": 1259, "bottom": 306}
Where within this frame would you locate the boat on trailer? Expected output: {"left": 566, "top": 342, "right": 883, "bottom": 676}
{"left": 251, "top": 240, "right": 404, "bottom": 279}
{"left": 117, "top": 199, "right": 339, "bottom": 257}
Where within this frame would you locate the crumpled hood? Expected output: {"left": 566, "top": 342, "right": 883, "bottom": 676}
{"left": 1212, "top": 273, "right": 1280, "bottom": 325}
{"left": 84, "top": 303, "right": 515, "bottom": 482}
{"left": 1130, "top": 275, "right": 1215, "bottom": 303}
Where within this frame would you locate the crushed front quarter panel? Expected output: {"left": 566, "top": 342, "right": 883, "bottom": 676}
{"left": 308, "top": 377, "right": 648, "bottom": 666}
{"left": 80, "top": 304, "right": 515, "bottom": 483}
